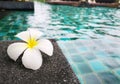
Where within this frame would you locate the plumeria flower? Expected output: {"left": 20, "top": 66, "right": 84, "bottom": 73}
{"left": 7, "top": 29, "right": 53, "bottom": 70}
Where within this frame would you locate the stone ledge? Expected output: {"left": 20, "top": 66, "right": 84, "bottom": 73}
{"left": 0, "top": 40, "right": 80, "bottom": 84}
{"left": 0, "top": 1, "right": 34, "bottom": 10}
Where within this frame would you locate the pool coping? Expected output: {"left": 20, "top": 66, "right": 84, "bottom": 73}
{"left": 46, "top": 1, "right": 120, "bottom": 8}
{"left": 0, "top": 40, "right": 80, "bottom": 84}
{"left": 0, "top": 1, "right": 34, "bottom": 10}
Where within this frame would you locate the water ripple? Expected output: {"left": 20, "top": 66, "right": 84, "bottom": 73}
{"left": 0, "top": 3, "right": 120, "bottom": 41}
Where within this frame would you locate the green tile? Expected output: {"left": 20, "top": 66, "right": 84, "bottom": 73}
{"left": 67, "top": 48, "right": 80, "bottom": 55}
{"left": 75, "top": 41, "right": 84, "bottom": 46}
{"left": 115, "top": 69, "right": 120, "bottom": 77}
{"left": 82, "top": 52, "right": 96, "bottom": 60}
{"left": 102, "top": 58, "right": 120, "bottom": 69}
{"left": 76, "top": 75, "right": 84, "bottom": 84}
{"left": 83, "top": 74, "right": 102, "bottom": 84}
{"left": 0, "top": 32, "right": 7, "bottom": 36}
{"left": 64, "top": 43, "right": 74, "bottom": 49}
{"left": 71, "top": 55, "right": 84, "bottom": 63}
{"left": 95, "top": 51, "right": 109, "bottom": 58}
{"left": 98, "top": 72, "right": 120, "bottom": 84}
{"left": 77, "top": 63, "right": 92, "bottom": 74}
{"left": 79, "top": 47, "right": 88, "bottom": 53}
{"left": 71, "top": 65, "right": 80, "bottom": 75}
{"left": 89, "top": 60, "right": 108, "bottom": 72}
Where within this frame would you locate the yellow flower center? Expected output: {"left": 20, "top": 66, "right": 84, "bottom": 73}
{"left": 27, "top": 38, "right": 38, "bottom": 48}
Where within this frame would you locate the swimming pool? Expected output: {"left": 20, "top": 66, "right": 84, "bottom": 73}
{"left": 1, "top": 2, "right": 120, "bottom": 84}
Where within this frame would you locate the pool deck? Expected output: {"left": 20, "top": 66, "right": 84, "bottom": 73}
{"left": 0, "top": 40, "right": 80, "bottom": 84}
{"left": 0, "top": 1, "right": 34, "bottom": 10}
{"left": 46, "top": 1, "right": 120, "bottom": 8}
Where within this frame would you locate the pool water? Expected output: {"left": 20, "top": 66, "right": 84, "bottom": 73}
{"left": 0, "top": 11, "right": 33, "bottom": 40}
{"left": 1, "top": 2, "right": 120, "bottom": 84}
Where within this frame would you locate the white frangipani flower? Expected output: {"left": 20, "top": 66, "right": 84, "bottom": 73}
{"left": 7, "top": 29, "right": 53, "bottom": 70}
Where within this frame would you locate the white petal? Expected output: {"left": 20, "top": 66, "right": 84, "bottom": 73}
{"left": 28, "top": 28, "right": 43, "bottom": 40}
{"left": 37, "top": 39, "right": 53, "bottom": 56}
{"left": 7, "top": 42, "right": 27, "bottom": 61}
{"left": 22, "top": 48, "right": 42, "bottom": 70}
{"left": 15, "top": 31, "right": 30, "bottom": 42}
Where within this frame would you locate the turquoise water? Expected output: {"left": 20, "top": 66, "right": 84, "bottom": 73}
{"left": 0, "top": 11, "right": 33, "bottom": 40}
{"left": 1, "top": 2, "right": 120, "bottom": 84}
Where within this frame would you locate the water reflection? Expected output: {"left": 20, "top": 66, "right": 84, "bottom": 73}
{"left": 0, "top": 3, "right": 120, "bottom": 41}
{"left": 0, "top": 11, "right": 33, "bottom": 40}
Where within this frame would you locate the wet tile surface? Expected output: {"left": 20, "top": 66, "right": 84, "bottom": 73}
{"left": 98, "top": 72, "right": 120, "bottom": 84}
{"left": 115, "top": 69, "right": 120, "bottom": 77}
{"left": 71, "top": 55, "right": 84, "bottom": 63}
{"left": 102, "top": 58, "right": 120, "bottom": 69}
{"left": 89, "top": 60, "right": 108, "bottom": 72}
{"left": 77, "top": 63, "right": 92, "bottom": 74}
{"left": 58, "top": 38, "right": 120, "bottom": 84}
{"left": 83, "top": 74, "right": 102, "bottom": 84}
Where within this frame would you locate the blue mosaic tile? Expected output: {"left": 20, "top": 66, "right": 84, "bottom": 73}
{"left": 70, "top": 55, "right": 84, "bottom": 63}
{"left": 79, "top": 47, "right": 88, "bottom": 53}
{"left": 82, "top": 52, "right": 96, "bottom": 60}
{"left": 74, "top": 40, "right": 83, "bottom": 45}
{"left": 95, "top": 51, "right": 109, "bottom": 58}
{"left": 109, "top": 53, "right": 120, "bottom": 58}
{"left": 77, "top": 63, "right": 92, "bottom": 74}
{"left": 102, "top": 58, "right": 120, "bottom": 69}
{"left": 67, "top": 48, "right": 79, "bottom": 55}
{"left": 98, "top": 72, "right": 120, "bottom": 84}
{"left": 109, "top": 42, "right": 120, "bottom": 48}
{"left": 115, "top": 69, "right": 120, "bottom": 77}
{"left": 83, "top": 74, "right": 102, "bottom": 84}
{"left": 64, "top": 43, "right": 74, "bottom": 49}
{"left": 89, "top": 60, "right": 108, "bottom": 72}
{"left": 76, "top": 75, "right": 84, "bottom": 84}
{"left": 71, "top": 64, "right": 80, "bottom": 75}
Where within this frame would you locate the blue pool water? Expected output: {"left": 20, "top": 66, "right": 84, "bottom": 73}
{"left": 1, "top": 2, "right": 120, "bottom": 84}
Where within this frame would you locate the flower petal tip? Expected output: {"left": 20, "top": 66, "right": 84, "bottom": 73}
{"left": 48, "top": 51, "right": 54, "bottom": 56}
{"left": 22, "top": 49, "right": 43, "bottom": 70}
{"left": 37, "top": 39, "right": 54, "bottom": 56}
{"left": 7, "top": 43, "right": 27, "bottom": 61}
